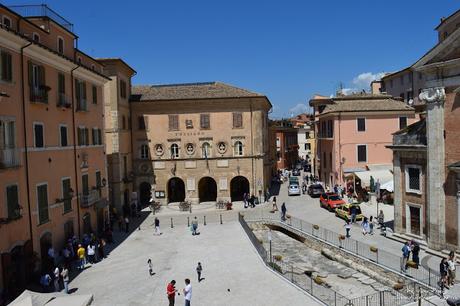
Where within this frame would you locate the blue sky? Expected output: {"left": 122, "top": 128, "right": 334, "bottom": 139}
{"left": 5, "top": 0, "right": 459, "bottom": 117}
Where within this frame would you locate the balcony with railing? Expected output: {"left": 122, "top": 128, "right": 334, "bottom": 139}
{"left": 30, "top": 86, "right": 49, "bottom": 103}
{"left": 79, "top": 189, "right": 101, "bottom": 208}
{"left": 57, "top": 93, "right": 71, "bottom": 108}
{"left": 76, "top": 99, "right": 88, "bottom": 112}
{"left": 8, "top": 4, "right": 74, "bottom": 32}
{"left": 0, "top": 148, "right": 20, "bottom": 169}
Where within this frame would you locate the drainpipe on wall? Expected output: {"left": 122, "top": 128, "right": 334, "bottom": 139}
{"left": 20, "top": 41, "right": 33, "bottom": 249}
{"left": 70, "top": 65, "right": 81, "bottom": 236}
{"left": 250, "top": 100, "right": 256, "bottom": 197}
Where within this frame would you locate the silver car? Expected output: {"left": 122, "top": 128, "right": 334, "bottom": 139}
{"left": 288, "top": 184, "right": 301, "bottom": 196}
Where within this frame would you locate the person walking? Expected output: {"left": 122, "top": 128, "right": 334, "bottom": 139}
{"left": 361, "top": 217, "right": 369, "bottom": 235}
{"left": 124, "top": 216, "right": 130, "bottom": 233}
{"left": 77, "top": 244, "right": 86, "bottom": 270}
{"left": 369, "top": 216, "right": 375, "bottom": 235}
{"left": 281, "top": 202, "right": 287, "bottom": 221}
{"left": 53, "top": 266, "right": 60, "bottom": 292}
{"left": 243, "top": 193, "right": 248, "bottom": 208}
{"left": 401, "top": 242, "right": 410, "bottom": 272}
{"left": 272, "top": 196, "right": 278, "bottom": 211}
{"left": 183, "top": 278, "right": 192, "bottom": 306}
{"left": 167, "top": 280, "right": 177, "bottom": 306}
{"left": 154, "top": 217, "right": 161, "bottom": 235}
{"left": 439, "top": 257, "right": 450, "bottom": 290}
{"left": 191, "top": 217, "right": 199, "bottom": 236}
{"left": 448, "top": 251, "right": 456, "bottom": 286}
{"left": 98, "top": 238, "right": 106, "bottom": 260}
{"left": 61, "top": 265, "right": 69, "bottom": 294}
{"left": 377, "top": 210, "right": 385, "bottom": 228}
{"left": 196, "top": 262, "right": 203, "bottom": 282}
{"left": 40, "top": 273, "right": 52, "bottom": 293}
{"left": 147, "top": 259, "right": 154, "bottom": 276}
{"left": 350, "top": 205, "right": 357, "bottom": 224}
{"left": 411, "top": 240, "right": 420, "bottom": 268}
{"left": 344, "top": 220, "right": 351, "bottom": 238}
{"left": 87, "top": 243, "right": 96, "bottom": 264}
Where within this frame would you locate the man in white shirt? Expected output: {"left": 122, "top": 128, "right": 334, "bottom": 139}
{"left": 183, "top": 278, "right": 192, "bottom": 306}
{"left": 53, "top": 266, "right": 60, "bottom": 292}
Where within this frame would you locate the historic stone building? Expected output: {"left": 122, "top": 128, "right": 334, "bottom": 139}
{"left": 98, "top": 58, "right": 136, "bottom": 213}
{"left": 388, "top": 8, "right": 460, "bottom": 251}
{"left": 130, "top": 82, "right": 272, "bottom": 204}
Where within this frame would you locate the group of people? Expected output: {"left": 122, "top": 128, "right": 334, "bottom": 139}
{"left": 440, "top": 251, "right": 457, "bottom": 290}
{"left": 243, "top": 193, "right": 258, "bottom": 208}
{"left": 166, "top": 263, "right": 203, "bottom": 306}
{"left": 40, "top": 232, "right": 109, "bottom": 294}
{"left": 401, "top": 240, "right": 421, "bottom": 271}
{"left": 343, "top": 210, "right": 385, "bottom": 238}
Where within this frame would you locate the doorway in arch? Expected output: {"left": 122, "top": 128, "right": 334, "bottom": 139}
{"left": 139, "top": 182, "right": 151, "bottom": 207}
{"left": 198, "top": 177, "right": 217, "bottom": 202}
{"left": 230, "top": 176, "right": 250, "bottom": 201}
{"left": 167, "top": 177, "right": 185, "bottom": 203}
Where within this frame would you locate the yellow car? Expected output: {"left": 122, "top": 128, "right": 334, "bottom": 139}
{"left": 335, "top": 203, "right": 364, "bottom": 222}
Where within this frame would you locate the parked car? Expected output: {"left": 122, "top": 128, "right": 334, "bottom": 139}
{"left": 307, "top": 184, "right": 324, "bottom": 198}
{"left": 292, "top": 169, "right": 301, "bottom": 176}
{"left": 289, "top": 176, "right": 299, "bottom": 185}
{"left": 335, "top": 204, "right": 364, "bottom": 221}
{"left": 319, "top": 193, "right": 345, "bottom": 211}
{"left": 288, "top": 184, "right": 301, "bottom": 196}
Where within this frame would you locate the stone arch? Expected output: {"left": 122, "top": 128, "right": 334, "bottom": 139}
{"left": 230, "top": 176, "right": 250, "bottom": 201}
{"left": 167, "top": 177, "right": 185, "bottom": 203}
{"left": 198, "top": 177, "right": 217, "bottom": 202}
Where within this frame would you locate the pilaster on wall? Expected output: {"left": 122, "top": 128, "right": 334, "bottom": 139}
{"left": 393, "top": 151, "right": 403, "bottom": 233}
{"left": 420, "top": 87, "right": 446, "bottom": 250}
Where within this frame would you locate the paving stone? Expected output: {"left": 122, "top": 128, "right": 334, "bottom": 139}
{"left": 352, "top": 272, "right": 366, "bottom": 278}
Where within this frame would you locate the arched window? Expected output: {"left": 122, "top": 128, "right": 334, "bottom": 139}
{"left": 171, "top": 144, "right": 179, "bottom": 158}
{"left": 234, "top": 141, "right": 243, "bottom": 156}
{"left": 140, "top": 144, "right": 149, "bottom": 159}
{"left": 202, "top": 142, "right": 211, "bottom": 158}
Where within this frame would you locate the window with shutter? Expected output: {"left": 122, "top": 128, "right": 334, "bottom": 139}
{"left": 233, "top": 112, "right": 243, "bottom": 128}
{"left": 34, "top": 123, "right": 44, "bottom": 148}
{"left": 62, "top": 178, "right": 72, "bottom": 213}
{"left": 357, "top": 118, "right": 366, "bottom": 132}
{"left": 82, "top": 174, "right": 89, "bottom": 196}
{"left": 200, "top": 114, "right": 210, "bottom": 129}
{"left": 169, "top": 115, "right": 179, "bottom": 131}
{"left": 92, "top": 85, "right": 97, "bottom": 104}
{"left": 37, "top": 184, "right": 49, "bottom": 224}
{"left": 357, "top": 145, "right": 367, "bottom": 162}
{"left": 0, "top": 50, "right": 12, "bottom": 82}
{"left": 60, "top": 125, "right": 67, "bottom": 147}
{"left": 85, "top": 128, "right": 89, "bottom": 145}
{"left": 6, "top": 185, "right": 19, "bottom": 219}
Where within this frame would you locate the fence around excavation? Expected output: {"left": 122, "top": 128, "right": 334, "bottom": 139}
{"left": 242, "top": 210, "right": 441, "bottom": 289}
{"left": 238, "top": 212, "right": 437, "bottom": 306}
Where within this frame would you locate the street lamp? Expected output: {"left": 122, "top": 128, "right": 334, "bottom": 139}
{"left": 268, "top": 230, "right": 272, "bottom": 264}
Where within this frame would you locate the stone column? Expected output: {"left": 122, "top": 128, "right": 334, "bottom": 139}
{"left": 419, "top": 87, "right": 446, "bottom": 250}
{"left": 393, "top": 151, "right": 403, "bottom": 234}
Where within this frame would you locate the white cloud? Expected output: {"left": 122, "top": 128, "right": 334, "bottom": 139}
{"left": 288, "top": 103, "right": 309, "bottom": 116}
{"left": 352, "top": 72, "right": 385, "bottom": 89}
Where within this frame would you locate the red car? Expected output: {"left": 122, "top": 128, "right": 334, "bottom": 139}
{"left": 319, "top": 193, "right": 345, "bottom": 211}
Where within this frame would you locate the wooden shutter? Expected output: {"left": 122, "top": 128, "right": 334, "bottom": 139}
{"left": 28, "top": 61, "right": 33, "bottom": 85}
{"left": 82, "top": 81, "right": 87, "bottom": 100}
{"left": 6, "top": 185, "right": 18, "bottom": 218}
{"left": 85, "top": 128, "right": 89, "bottom": 145}
{"left": 75, "top": 79, "right": 80, "bottom": 101}
{"left": 233, "top": 113, "right": 242, "bottom": 128}
{"left": 38, "top": 65, "right": 45, "bottom": 86}
{"left": 58, "top": 73, "right": 65, "bottom": 94}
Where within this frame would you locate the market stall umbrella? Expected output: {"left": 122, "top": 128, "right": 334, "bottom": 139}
{"left": 380, "top": 180, "right": 394, "bottom": 192}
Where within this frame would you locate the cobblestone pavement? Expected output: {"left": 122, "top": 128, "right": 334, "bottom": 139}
{"left": 69, "top": 217, "right": 322, "bottom": 306}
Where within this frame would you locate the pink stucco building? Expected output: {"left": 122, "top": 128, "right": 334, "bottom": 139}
{"left": 309, "top": 94, "right": 416, "bottom": 188}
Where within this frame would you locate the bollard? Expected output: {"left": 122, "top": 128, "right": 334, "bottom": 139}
{"left": 189, "top": 203, "right": 192, "bottom": 213}
{"left": 187, "top": 216, "right": 190, "bottom": 227}
{"left": 204, "top": 215, "right": 206, "bottom": 226}
{"left": 220, "top": 214, "right": 223, "bottom": 224}
{"left": 170, "top": 218, "right": 173, "bottom": 228}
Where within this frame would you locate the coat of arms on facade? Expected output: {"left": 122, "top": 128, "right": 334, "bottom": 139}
{"left": 155, "top": 144, "right": 164, "bottom": 156}
{"left": 186, "top": 143, "right": 195, "bottom": 155}
{"left": 185, "top": 120, "right": 193, "bottom": 129}
{"left": 217, "top": 141, "right": 227, "bottom": 154}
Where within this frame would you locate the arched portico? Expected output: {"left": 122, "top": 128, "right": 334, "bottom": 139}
{"left": 230, "top": 176, "right": 250, "bottom": 201}
{"left": 167, "top": 177, "right": 185, "bottom": 203}
{"left": 198, "top": 177, "right": 217, "bottom": 202}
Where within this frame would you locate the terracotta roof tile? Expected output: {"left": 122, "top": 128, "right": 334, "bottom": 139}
{"left": 131, "top": 82, "right": 264, "bottom": 101}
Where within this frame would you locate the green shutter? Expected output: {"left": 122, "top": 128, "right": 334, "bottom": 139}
{"left": 6, "top": 185, "right": 18, "bottom": 219}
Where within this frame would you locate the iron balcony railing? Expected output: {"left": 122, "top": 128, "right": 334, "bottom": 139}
{"left": 79, "top": 189, "right": 100, "bottom": 208}
{"left": 30, "top": 86, "right": 48, "bottom": 103}
{"left": 8, "top": 4, "right": 74, "bottom": 32}
{"left": 57, "top": 93, "right": 71, "bottom": 108}
{"left": 0, "top": 148, "right": 20, "bottom": 169}
{"left": 76, "top": 99, "right": 87, "bottom": 111}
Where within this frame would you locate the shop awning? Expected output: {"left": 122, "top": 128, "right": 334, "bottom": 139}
{"left": 352, "top": 169, "right": 393, "bottom": 188}
{"left": 380, "top": 180, "right": 394, "bottom": 192}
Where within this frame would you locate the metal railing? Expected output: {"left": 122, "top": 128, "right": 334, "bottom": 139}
{"left": 57, "top": 93, "right": 71, "bottom": 108}
{"left": 8, "top": 4, "right": 74, "bottom": 32}
{"left": 0, "top": 148, "right": 20, "bottom": 168}
{"left": 238, "top": 212, "right": 429, "bottom": 306}
{"left": 243, "top": 210, "right": 441, "bottom": 289}
{"left": 79, "top": 189, "right": 101, "bottom": 208}
{"left": 30, "top": 87, "right": 48, "bottom": 103}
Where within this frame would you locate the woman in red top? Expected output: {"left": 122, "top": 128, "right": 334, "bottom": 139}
{"left": 167, "top": 280, "right": 177, "bottom": 306}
